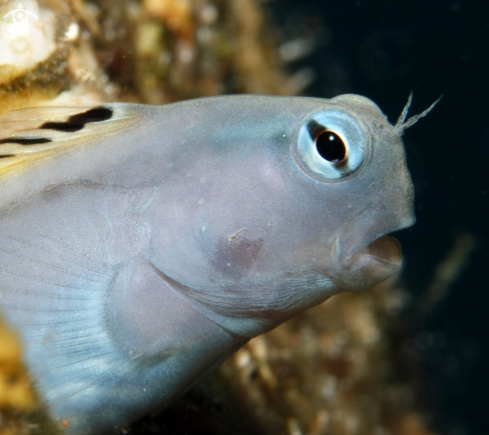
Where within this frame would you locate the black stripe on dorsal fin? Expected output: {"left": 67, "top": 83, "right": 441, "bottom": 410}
{"left": 0, "top": 103, "right": 140, "bottom": 178}
{"left": 40, "top": 107, "right": 113, "bottom": 133}
{"left": 68, "top": 107, "right": 113, "bottom": 123}
{"left": 0, "top": 138, "right": 52, "bottom": 145}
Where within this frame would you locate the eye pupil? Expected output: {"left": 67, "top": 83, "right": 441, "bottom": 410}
{"left": 316, "top": 131, "right": 346, "bottom": 163}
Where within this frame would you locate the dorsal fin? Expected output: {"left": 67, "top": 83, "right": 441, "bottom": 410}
{"left": 0, "top": 104, "right": 141, "bottom": 178}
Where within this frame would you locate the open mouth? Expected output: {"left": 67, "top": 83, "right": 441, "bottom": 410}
{"left": 330, "top": 233, "right": 404, "bottom": 291}
{"left": 341, "top": 233, "right": 403, "bottom": 273}
{"left": 333, "top": 206, "right": 414, "bottom": 265}
{"left": 353, "top": 235, "right": 402, "bottom": 266}
{"left": 329, "top": 208, "right": 414, "bottom": 290}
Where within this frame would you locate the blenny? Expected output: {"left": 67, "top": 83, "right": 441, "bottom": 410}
{"left": 0, "top": 94, "right": 435, "bottom": 433}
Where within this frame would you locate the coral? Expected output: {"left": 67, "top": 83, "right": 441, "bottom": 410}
{"left": 0, "top": 0, "right": 295, "bottom": 112}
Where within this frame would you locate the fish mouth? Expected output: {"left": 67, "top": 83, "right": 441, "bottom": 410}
{"left": 349, "top": 234, "right": 402, "bottom": 267}
{"left": 330, "top": 208, "right": 414, "bottom": 291}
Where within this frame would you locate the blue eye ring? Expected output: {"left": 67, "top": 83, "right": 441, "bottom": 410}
{"left": 292, "top": 109, "right": 371, "bottom": 182}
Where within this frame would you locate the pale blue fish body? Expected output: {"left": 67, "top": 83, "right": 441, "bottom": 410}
{"left": 0, "top": 94, "right": 415, "bottom": 433}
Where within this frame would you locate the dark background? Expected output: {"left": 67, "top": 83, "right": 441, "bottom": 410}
{"left": 268, "top": 1, "right": 489, "bottom": 434}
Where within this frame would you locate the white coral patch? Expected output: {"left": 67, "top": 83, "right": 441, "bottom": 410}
{"left": 0, "top": 0, "right": 56, "bottom": 84}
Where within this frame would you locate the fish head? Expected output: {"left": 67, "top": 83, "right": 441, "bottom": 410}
{"left": 145, "top": 94, "right": 415, "bottom": 337}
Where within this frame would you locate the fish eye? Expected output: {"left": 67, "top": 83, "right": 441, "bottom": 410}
{"left": 315, "top": 130, "right": 347, "bottom": 163}
{"left": 292, "top": 109, "right": 370, "bottom": 182}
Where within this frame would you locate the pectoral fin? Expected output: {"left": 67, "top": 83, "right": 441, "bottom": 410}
{"left": 0, "top": 227, "right": 244, "bottom": 433}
